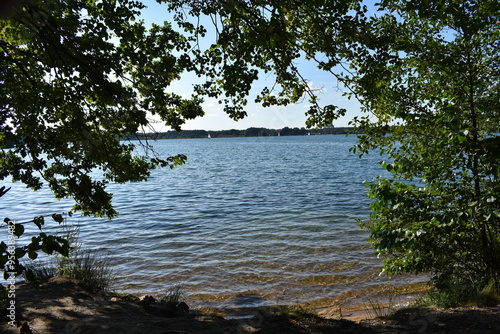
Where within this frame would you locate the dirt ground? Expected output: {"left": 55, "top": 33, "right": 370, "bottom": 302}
{"left": 1, "top": 277, "right": 499, "bottom": 334}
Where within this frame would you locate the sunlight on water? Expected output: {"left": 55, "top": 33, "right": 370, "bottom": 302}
{"left": 0, "top": 135, "right": 428, "bottom": 308}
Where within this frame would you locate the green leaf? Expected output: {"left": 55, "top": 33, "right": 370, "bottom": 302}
{"left": 14, "top": 248, "right": 26, "bottom": 258}
{"left": 33, "top": 216, "right": 45, "bottom": 229}
{"left": 13, "top": 224, "right": 24, "bottom": 237}
{"left": 52, "top": 213, "right": 64, "bottom": 224}
{"left": 28, "top": 251, "right": 38, "bottom": 260}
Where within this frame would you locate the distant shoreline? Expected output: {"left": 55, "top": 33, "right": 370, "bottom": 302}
{"left": 126, "top": 126, "right": 357, "bottom": 140}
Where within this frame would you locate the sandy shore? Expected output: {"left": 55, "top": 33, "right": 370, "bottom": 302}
{"left": 1, "top": 277, "right": 499, "bottom": 333}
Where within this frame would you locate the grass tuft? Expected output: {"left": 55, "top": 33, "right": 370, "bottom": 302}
{"left": 159, "top": 284, "right": 185, "bottom": 304}
{"left": 365, "top": 296, "right": 400, "bottom": 319}
{"left": 61, "top": 247, "right": 115, "bottom": 293}
{"left": 22, "top": 258, "right": 59, "bottom": 282}
{"left": 157, "top": 284, "right": 190, "bottom": 315}
{"left": 21, "top": 220, "right": 115, "bottom": 293}
{"left": 421, "top": 281, "right": 500, "bottom": 308}
{"left": 273, "top": 304, "right": 317, "bottom": 319}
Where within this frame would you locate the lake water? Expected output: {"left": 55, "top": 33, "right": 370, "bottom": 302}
{"left": 1, "top": 135, "right": 425, "bottom": 309}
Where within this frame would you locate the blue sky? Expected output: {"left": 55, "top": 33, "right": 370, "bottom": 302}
{"left": 140, "top": 0, "right": 363, "bottom": 131}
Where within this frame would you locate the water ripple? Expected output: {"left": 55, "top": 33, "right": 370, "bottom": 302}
{"left": 0, "top": 135, "right": 426, "bottom": 308}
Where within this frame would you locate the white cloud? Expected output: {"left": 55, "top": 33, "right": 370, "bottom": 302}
{"left": 307, "top": 81, "right": 327, "bottom": 94}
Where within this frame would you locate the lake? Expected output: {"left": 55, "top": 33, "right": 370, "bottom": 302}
{"left": 0, "top": 135, "right": 425, "bottom": 309}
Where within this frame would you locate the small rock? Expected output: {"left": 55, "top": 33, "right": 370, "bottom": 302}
{"left": 160, "top": 301, "right": 178, "bottom": 317}
{"left": 121, "top": 294, "right": 140, "bottom": 302}
{"left": 177, "top": 302, "right": 189, "bottom": 314}
{"left": 139, "top": 295, "right": 156, "bottom": 305}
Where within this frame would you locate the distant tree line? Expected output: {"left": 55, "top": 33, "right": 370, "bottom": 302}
{"left": 128, "top": 126, "right": 355, "bottom": 140}
{"left": 2, "top": 127, "right": 355, "bottom": 149}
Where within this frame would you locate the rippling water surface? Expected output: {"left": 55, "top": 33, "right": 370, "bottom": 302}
{"left": 1, "top": 135, "right": 425, "bottom": 308}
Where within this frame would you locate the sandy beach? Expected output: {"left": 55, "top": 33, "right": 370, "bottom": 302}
{"left": 1, "top": 277, "right": 499, "bottom": 333}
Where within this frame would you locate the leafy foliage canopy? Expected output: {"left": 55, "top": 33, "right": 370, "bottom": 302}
{"left": 1, "top": 0, "right": 202, "bottom": 288}
{"left": 169, "top": 0, "right": 500, "bottom": 296}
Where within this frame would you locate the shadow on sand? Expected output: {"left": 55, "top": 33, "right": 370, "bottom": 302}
{"left": 1, "top": 277, "right": 499, "bottom": 333}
